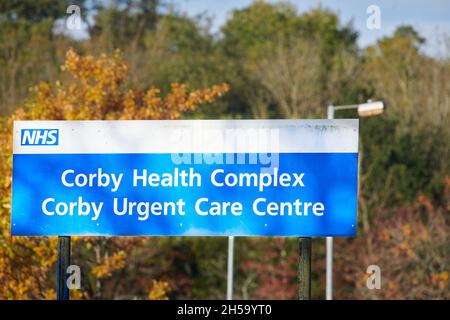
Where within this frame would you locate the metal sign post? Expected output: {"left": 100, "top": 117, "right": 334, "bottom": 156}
{"left": 298, "top": 237, "right": 312, "bottom": 300}
{"left": 326, "top": 105, "right": 335, "bottom": 300}
{"left": 226, "top": 236, "right": 234, "bottom": 300}
{"left": 57, "top": 236, "right": 71, "bottom": 300}
{"left": 326, "top": 236, "right": 333, "bottom": 300}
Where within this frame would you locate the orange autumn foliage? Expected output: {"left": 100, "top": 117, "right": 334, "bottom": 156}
{"left": 0, "top": 49, "right": 228, "bottom": 299}
{"left": 334, "top": 179, "right": 449, "bottom": 299}
{"left": 148, "top": 280, "right": 172, "bottom": 300}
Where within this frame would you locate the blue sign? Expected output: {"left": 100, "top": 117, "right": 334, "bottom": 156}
{"left": 11, "top": 120, "right": 359, "bottom": 237}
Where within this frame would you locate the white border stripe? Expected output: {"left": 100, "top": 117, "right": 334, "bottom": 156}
{"left": 13, "top": 120, "right": 358, "bottom": 154}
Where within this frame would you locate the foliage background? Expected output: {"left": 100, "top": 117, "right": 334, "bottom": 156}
{"left": 0, "top": 0, "right": 448, "bottom": 299}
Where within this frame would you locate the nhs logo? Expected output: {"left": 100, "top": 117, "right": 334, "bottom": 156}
{"left": 21, "top": 129, "right": 59, "bottom": 146}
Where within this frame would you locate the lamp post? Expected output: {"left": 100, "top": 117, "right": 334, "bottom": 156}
{"left": 326, "top": 100, "right": 384, "bottom": 300}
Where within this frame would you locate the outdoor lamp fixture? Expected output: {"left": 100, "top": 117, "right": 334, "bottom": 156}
{"left": 357, "top": 100, "right": 385, "bottom": 117}
{"left": 326, "top": 99, "right": 385, "bottom": 301}
{"left": 327, "top": 100, "right": 385, "bottom": 119}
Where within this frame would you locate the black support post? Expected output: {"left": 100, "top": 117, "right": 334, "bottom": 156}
{"left": 57, "top": 236, "right": 71, "bottom": 300}
{"left": 298, "top": 237, "right": 312, "bottom": 300}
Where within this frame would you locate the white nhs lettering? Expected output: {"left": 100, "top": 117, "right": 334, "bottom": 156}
{"left": 21, "top": 129, "right": 59, "bottom": 145}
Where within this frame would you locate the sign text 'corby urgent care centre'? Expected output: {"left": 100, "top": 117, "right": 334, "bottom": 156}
{"left": 11, "top": 120, "right": 359, "bottom": 236}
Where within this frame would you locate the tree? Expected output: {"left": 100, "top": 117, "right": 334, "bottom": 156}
{"left": 0, "top": 0, "right": 70, "bottom": 22}
{"left": 218, "top": 3, "right": 358, "bottom": 118}
{"left": 90, "top": 0, "right": 160, "bottom": 51}
{"left": 249, "top": 38, "right": 322, "bottom": 118}
{"left": 334, "top": 178, "right": 449, "bottom": 299}
{"left": 0, "top": 0, "right": 86, "bottom": 115}
{"left": 359, "top": 26, "right": 450, "bottom": 207}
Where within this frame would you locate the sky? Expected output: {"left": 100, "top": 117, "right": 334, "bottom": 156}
{"left": 175, "top": 0, "right": 450, "bottom": 57}
{"left": 68, "top": 0, "right": 450, "bottom": 57}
